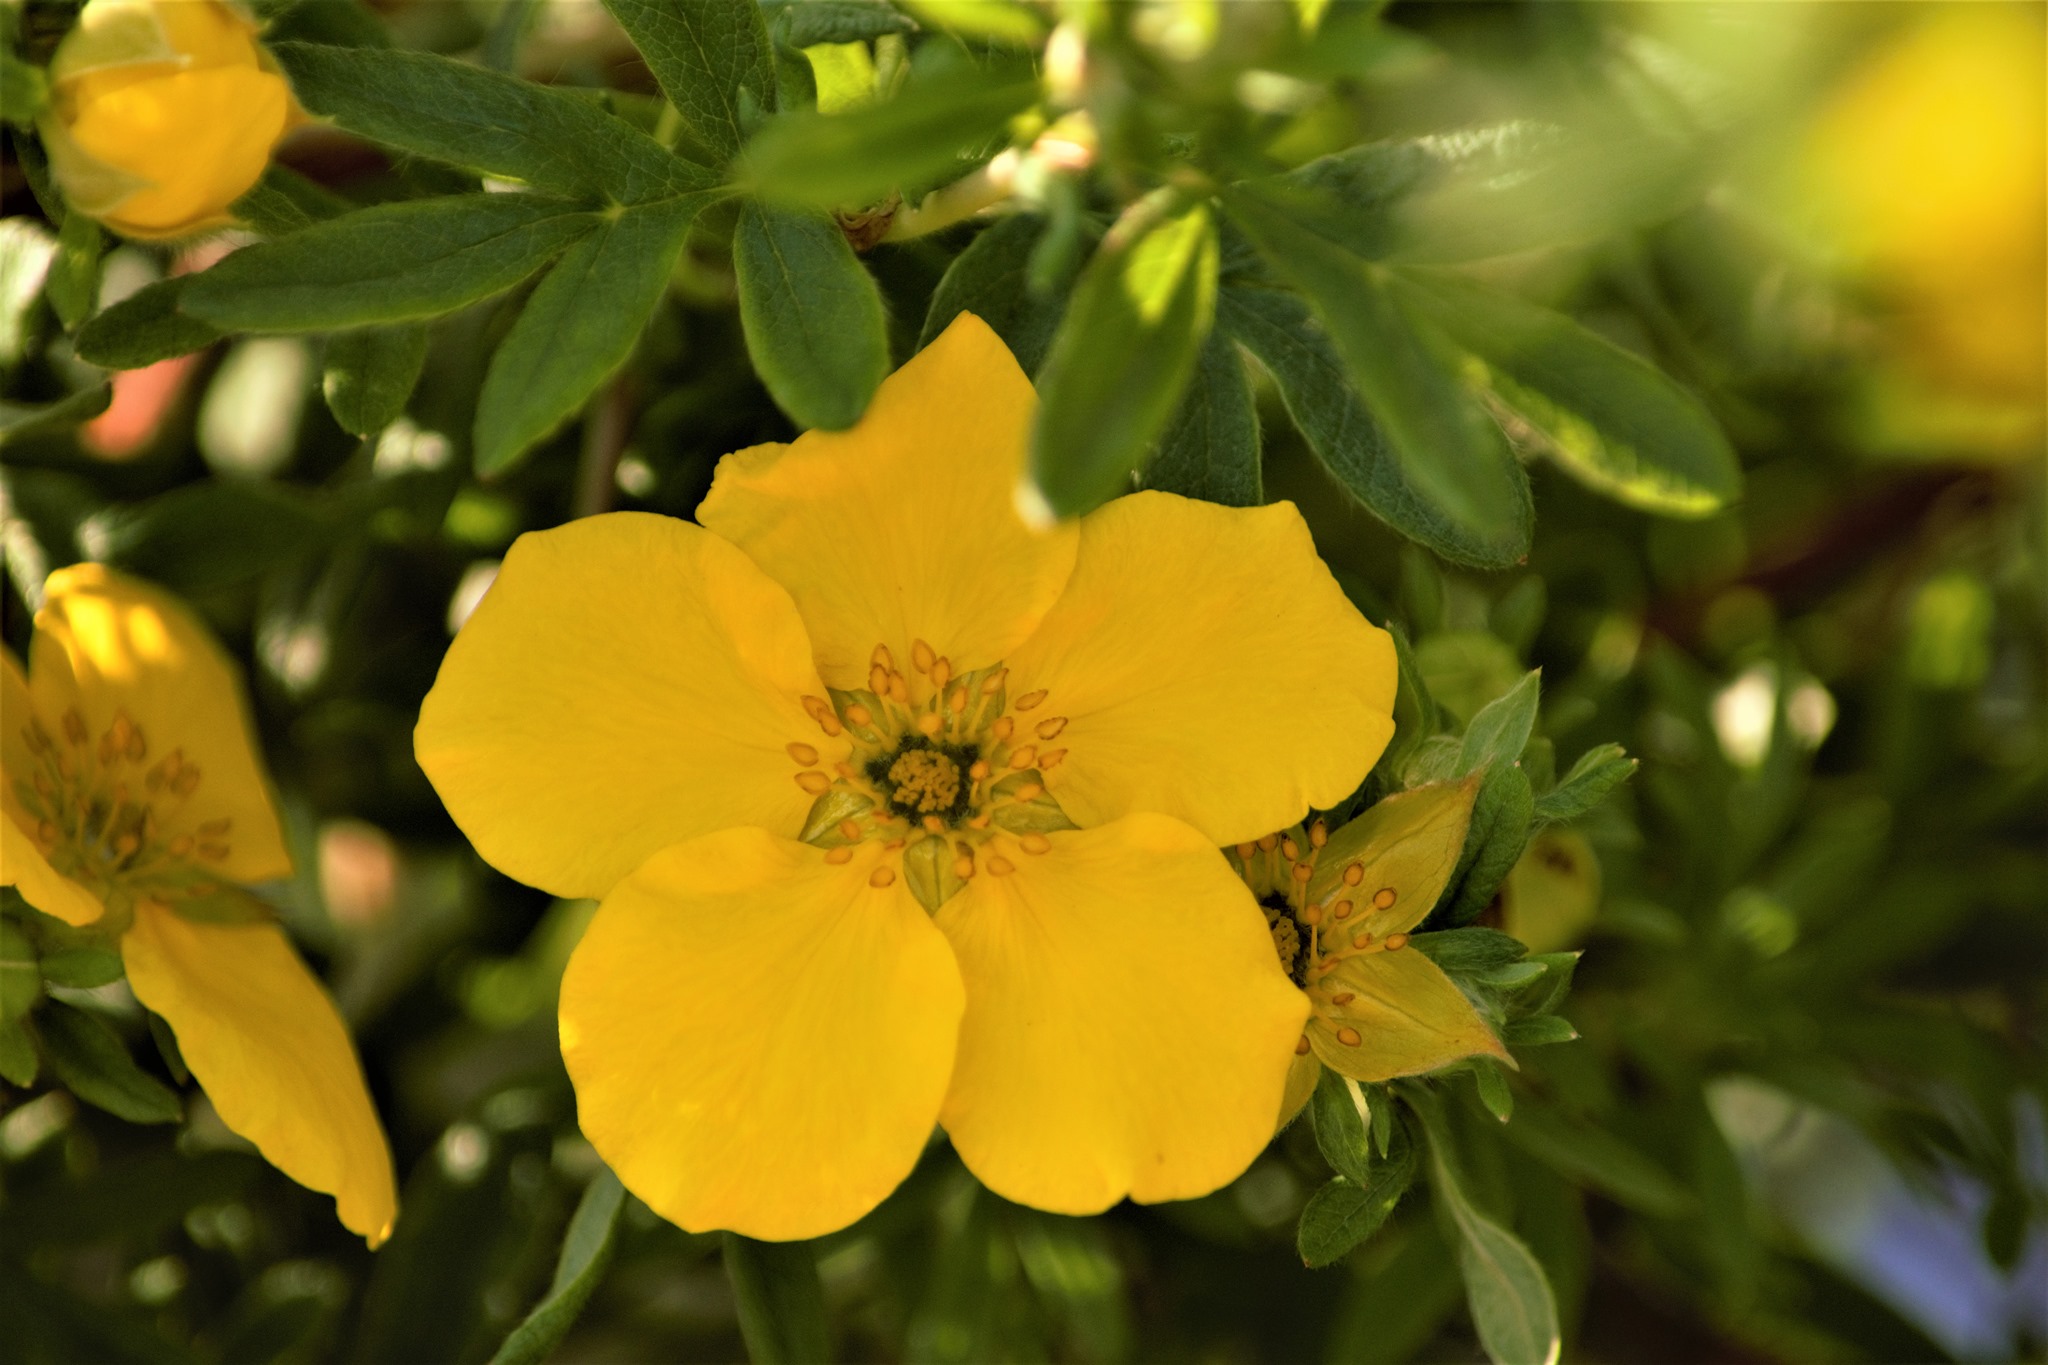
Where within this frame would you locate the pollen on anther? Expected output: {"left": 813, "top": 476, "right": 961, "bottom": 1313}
{"left": 869, "top": 867, "right": 897, "bottom": 888}
{"left": 871, "top": 644, "right": 895, "bottom": 671}
{"left": 1281, "top": 837, "right": 1300, "bottom": 860}
{"left": 1294, "top": 1035, "right": 1312, "bottom": 1056}
{"left": 967, "top": 813, "right": 992, "bottom": 829}
{"left": 1015, "top": 689, "right": 1048, "bottom": 711}
{"left": 1331, "top": 991, "right": 1355, "bottom": 1005}
{"left": 845, "top": 704, "right": 873, "bottom": 726}
{"left": 981, "top": 668, "right": 1008, "bottom": 695}
{"left": 1310, "top": 821, "right": 1327, "bottom": 849}
{"left": 1352, "top": 932, "right": 1373, "bottom": 949}
{"left": 1008, "top": 746, "right": 1037, "bottom": 770}
{"left": 197, "top": 842, "right": 230, "bottom": 861}
{"left": 1012, "top": 782, "right": 1042, "bottom": 801}
{"left": 986, "top": 855, "right": 1015, "bottom": 876}
{"left": 1037, "top": 748, "right": 1066, "bottom": 769}
{"left": 887, "top": 673, "right": 909, "bottom": 704}
{"left": 1333, "top": 900, "right": 1353, "bottom": 919}
{"left": 1035, "top": 716, "right": 1067, "bottom": 740}
{"left": 1341, "top": 863, "right": 1364, "bottom": 886}
{"left": 835, "top": 762, "right": 858, "bottom": 779}
{"left": 948, "top": 687, "right": 967, "bottom": 715}
{"left": 787, "top": 742, "right": 820, "bottom": 765}
{"left": 1384, "top": 933, "right": 1409, "bottom": 951}
{"left": 1258, "top": 833, "right": 1278, "bottom": 851}
{"left": 1235, "top": 842, "right": 1256, "bottom": 859}
{"left": 838, "top": 819, "right": 862, "bottom": 840}
{"left": 824, "top": 847, "right": 854, "bottom": 864}
{"left": 991, "top": 716, "right": 1014, "bottom": 741}
{"left": 796, "top": 772, "right": 832, "bottom": 795}
{"left": 1303, "top": 904, "right": 1324, "bottom": 925}
{"left": 968, "top": 760, "right": 990, "bottom": 780}
{"left": 1019, "top": 833, "right": 1051, "bottom": 855}
{"left": 1336, "top": 1027, "right": 1362, "bottom": 1047}
{"left": 931, "top": 659, "right": 951, "bottom": 689}
{"left": 953, "top": 856, "right": 975, "bottom": 879}
{"left": 1292, "top": 862, "right": 1313, "bottom": 882}
{"left": 912, "top": 639, "right": 936, "bottom": 673}
{"left": 922, "top": 815, "right": 945, "bottom": 833}
{"left": 817, "top": 715, "right": 844, "bottom": 737}
{"left": 916, "top": 714, "right": 943, "bottom": 737}
{"left": 868, "top": 664, "right": 890, "bottom": 695}
{"left": 171, "top": 766, "right": 202, "bottom": 797}
{"left": 1373, "top": 888, "right": 1397, "bottom": 910}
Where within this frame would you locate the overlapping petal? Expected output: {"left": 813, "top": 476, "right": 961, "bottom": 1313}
{"left": 68, "top": 67, "right": 288, "bottom": 236}
{"left": 416, "top": 514, "right": 846, "bottom": 901}
{"left": 33, "top": 565, "right": 290, "bottom": 885}
{"left": 0, "top": 654, "right": 101, "bottom": 925}
{"left": 698, "top": 314, "right": 1078, "bottom": 689}
{"left": 933, "top": 814, "right": 1308, "bottom": 1214}
{"left": 122, "top": 900, "right": 398, "bottom": 1246}
{"left": 1005, "top": 493, "right": 1397, "bottom": 848}
{"left": 561, "top": 828, "right": 965, "bottom": 1241}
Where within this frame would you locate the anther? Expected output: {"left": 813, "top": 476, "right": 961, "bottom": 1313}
{"left": 787, "top": 742, "right": 820, "bottom": 766}
{"left": 953, "top": 856, "right": 975, "bottom": 879}
{"left": 802, "top": 694, "right": 832, "bottom": 722}
{"left": 1302, "top": 904, "right": 1323, "bottom": 925}
{"left": 1292, "top": 862, "right": 1313, "bottom": 882}
{"left": 1373, "top": 888, "right": 1397, "bottom": 910}
{"left": 197, "top": 843, "right": 230, "bottom": 862}
{"left": 845, "top": 704, "right": 873, "bottom": 726}
{"left": 1008, "top": 746, "right": 1037, "bottom": 770}
{"left": 796, "top": 772, "right": 832, "bottom": 795}
{"left": 1310, "top": 821, "right": 1327, "bottom": 849}
{"left": 1337, "top": 1027, "right": 1362, "bottom": 1047}
{"left": 968, "top": 760, "right": 990, "bottom": 780}
{"left": 986, "top": 855, "right": 1015, "bottom": 876}
{"left": 871, "top": 644, "right": 895, "bottom": 671}
{"left": 1384, "top": 933, "right": 1409, "bottom": 951}
{"left": 1352, "top": 932, "right": 1373, "bottom": 949}
{"left": 887, "top": 672, "right": 908, "bottom": 705}
{"left": 1331, "top": 992, "right": 1355, "bottom": 1006}
{"left": 991, "top": 717, "right": 1014, "bottom": 741}
{"left": 967, "top": 813, "right": 992, "bottom": 829}
{"left": 981, "top": 669, "right": 1008, "bottom": 695}
{"left": 835, "top": 762, "right": 858, "bottom": 779}
{"left": 916, "top": 714, "right": 943, "bottom": 737}
{"left": 169, "top": 835, "right": 193, "bottom": 858}
{"left": 1294, "top": 1035, "right": 1312, "bottom": 1056}
{"left": 171, "top": 766, "right": 202, "bottom": 797}
{"left": 912, "top": 639, "right": 936, "bottom": 674}
{"left": 838, "top": 819, "right": 863, "bottom": 840}
{"left": 1235, "top": 842, "right": 1256, "bottom": 859}
{"left": 1012, "top": 782, "right": 1042, "bottom": 801}
{"left": 869, "top": 866, "right": 897, "bottom": 888}
{"left": 1258, "top": 833, "right": 1278, "bottom": 851}
{"left": 197, "top": 819, "right": 230, "bottom": 837}
{"left": 817, "top": 714, "right": 844, "bottom": 737}
{"left": 922, "top": 815, "right": 945, "bottom": 833}
{"left": 931, "top": 658, "right": 951, "bottom": 689}
{"left": 1341, "top": 863, "right": 1364, "bottom": 886}
{"left": 1333, "top": 900, "right": 1353, "bottom": 919}
{"left": 63, "top": 710, "right": 86, "bottom": 746}
{"left": 869, "top": 664, "right": 890, "bottom": 695}
{"left": 1037, "top": 748, "right": 1066, "bottom": 769}
{"left": 949, "top": 687, "right": 967, "bottom": 715}
{"left": 825, "top": 847, "right": 854, "bottom": 864}
{"left": 1281, "top": 837, "right": 1300, "bottom": 860}
{"left": 1019, "top": 833, "right": 1051, "bottom": 855}
{"left": 1035, "top": 716, "right": 1068, "bottom": 741}
{"left": 1015, "top": 689, "right": 1048, "bottom": 711}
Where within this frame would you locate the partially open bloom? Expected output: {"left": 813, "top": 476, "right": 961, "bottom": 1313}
{"left": 1236, "top": 779, "right": 1509, "bottom": 1126}
{"left": 0, "top": 565, "right": 397, "bottom": 1246}
{"left": 416, "top": 314, "right": 1397, "bottom": 1239}
{"left": 38, "top": 0, "right": 295, "bottom": 239}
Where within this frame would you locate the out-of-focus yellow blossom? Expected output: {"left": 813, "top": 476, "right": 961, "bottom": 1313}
{"left": 38, "top": 0, "right": 295, "bottom": 240}
{"left": 1494, "top": 828, "right": 1600, "bottom": 956}
{"left": 1798, "top": 5, "right": 2046, "bottom": 456}
{"left": 1237, "top": 780, "right": 1509, "bottom": 1127}
{"left": 415, "top": 314, "right": 1398, "bottom": 1240}
{"left": 0, "top": 565, "right": 397, "bottom": 1247}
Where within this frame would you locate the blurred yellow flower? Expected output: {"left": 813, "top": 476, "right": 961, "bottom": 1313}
{"left": 1238, "top": 780, "right": 1509, "bottom": 1127}
{"left": 416, "top": 314, "right": 1398, "bottom": 1240}
{"left": 38, "top": 0, "right": 295, "bottom": 239}
{"left": 0, "top": 565, "right": 397, "bottom": 1247}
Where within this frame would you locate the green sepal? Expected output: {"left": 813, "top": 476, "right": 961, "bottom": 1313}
{"left": 986, "top": 771, "right": 1078, "bottom": 834}
{"left": 37, "top": 946, "right": 123, "bottom": 989}
{"left": 901, "top": 833, "right": 965, "bottom": 913}
{"left": 0, "top": 917, "right": 40, "bottom": 1021}
{"left": 38, "top": 1001, "right": 182, "bottom": 1124}
{"left": 799, "top": 786, "right": 876, "bottom": 844}
{"left": 0, "top": 1014, "right": 37, "bottom": 1087}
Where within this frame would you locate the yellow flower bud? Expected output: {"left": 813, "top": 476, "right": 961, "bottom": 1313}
{"left": 37, "top": 0, "right": 295, "bottom": 240}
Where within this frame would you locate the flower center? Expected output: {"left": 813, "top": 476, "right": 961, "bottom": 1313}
{"left": 11, "top": 705, "right": 231, "bottom": 913}
{"left": 781, "top": 639, "right": 1079, "bottom": 910}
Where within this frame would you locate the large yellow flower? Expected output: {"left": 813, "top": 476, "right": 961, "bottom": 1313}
{"left": 0, "top": 565, "right": 397, "bottom": 1247}
{"left": 415, "top": 314, "right": 1397, "bottom": 1240}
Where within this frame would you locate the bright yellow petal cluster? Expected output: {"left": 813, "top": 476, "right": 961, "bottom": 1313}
{"left": 0, "top": 565, "right": 397, "bottom": 1247}
{"left": 416, "top": 314, "right": 1399, "bottom": 1240}
{"left": 38, "top": 0, "right": 295, "bottom": 240}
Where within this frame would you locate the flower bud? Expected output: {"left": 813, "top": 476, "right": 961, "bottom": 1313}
{"left": 37, "top": 0, "right": 295, "bottom": 240}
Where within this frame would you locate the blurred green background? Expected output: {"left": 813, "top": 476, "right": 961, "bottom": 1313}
{"left": 1, "top": 1, "right": 2042, "bottom": 1361}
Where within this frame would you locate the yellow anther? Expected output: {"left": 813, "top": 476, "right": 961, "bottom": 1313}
{"left": 835, "top": 762, "right": 859, "bottom": 779}
{"left": 887, "top": 749, "right": 961, "bottom": 814}
{"left": 1008, "top": 745, "right": 1038, "bottom": 770}
{"left": 1352, "top": 932, "right": 1373, "bottom": 949}
{"left": 796, "top": 771, "right": 832, "bottom": 795}
{"left": 1012, "top": 782, "right": 1043, "bottom": 802}
{"left": 869, "top": 663, "right": 890, "bottom": 695}
{"left": 169, "top": 835, "right": 193, "bottom": 858}
{"left": 981, "top": 668, "right": 1008, "bottom": 695}
{"left": 871, "top": 644, "right": 895, "bottom": 671}
{"left": 953, "top": 856, "right": 975, "bottom": 879}
{"left": 787, "top": 742, "right": 820, "bottom": 766}
{"left": 1037, "top": 748, "right": 1066, "bottom": 770}
{"left": 817, "top": 714, "right": 844, "bottom": 737}
{"left": 1310, "top": 820, "right": 1327, "bottom": 849}
{"left": 1302, "top": 904, "right": 1323, "bottom": 925}
{"left": 1292, "top": 862, "right": 1313, "bottom": 883}
{"left": 63, "top": 709, "right": 86, "bottom": 746}
{"left": 1341, "top": 863, "right": 1364, "bottom": 886}
{"left": 845, "top": 703, "right": 873, "bottom": 726}
{"left": 1385, "top": 933, "right": 1409, "bottom": 951}
{"left": 1235, "top": 842, "right": 1256, "bottom": 859}
{"left": 887, "top": 673, "right": 909, "bottom": 705}
{"left": 968, "top": 759, "right": 990, "bottom": 780}
{"left": 1019, "top": 833, "right": 1052, "bottom": 855}
{"left": 1373, "top": 887, "right": 1397, "bottom": 910}
{"left": 991, "top": 716, "right": 1014, "bottom": 741}
{"left": 916, "top": 713, "right": 943, "bottom": 737}
{"left": 198, "top": 842, "right": 230, "bottom": 862}
{"left": 869, "top": 866, "right": 897, "bottom": 888}
{"left": 1295, "top": 1035, "right": 1312, "bottom": 1056}
{"left": 825, "top": 847, "right": 854, "bottom": 864}
{"left": 922, "top": 815, "right": 945, "bottom": 833}
{"left": 948, "top": 686, "right": 968, "bottom": 715}
{"left": 114, "top": 833, "right": 140, "bottom": 857}
{"left": 171, "top": 766, "right": 202, "bottom": 797}
{"left": 986, "top": 854, "right": 1016, "bottom": 876}
{"left": 1258, "top": 833, "right": 1278, "bottom": 851}
{"left": 1333, "top": 900, "right": 1353, "bottom": 920}
{"left": 36, "top": 820, "right": 57, "bottom": 848}
{"left": 912, "top": 639, "right": 936, "bottom": 674}
{"left": 1281, "top": 837, "right": 1300, "bottom": 860}
{"left": 967, "top": 813, "right": 992, "bottom": 829}
{"left": 802, "top": 694, "right": 832, "bottom": 722}
{"left": 197, "top": 818, "right": 230, "bottom": 837}
{"left": 838, "top": 819, "right": 863, "bottom": 840}
{"left": 884, "top": 838, "right": 906, "bottom": 851}
{"left": 1336, "top": 1027, "right": 1362, "bottom": 1047}
{"left": 1035, "top": 716, "right": 1068, "bottom": 741}
{"left": 931, "top": 658, "right": 951, "bottom": 689}
{"left": 1015, "top": 689, "right": 1048, "bottom": 711}
{"left": 1331, "top": 992, "right": 1355, "bottom": 1006}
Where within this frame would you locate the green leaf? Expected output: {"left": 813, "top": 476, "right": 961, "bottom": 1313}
{"left": 741, "top": 73, "right": 1034, "bottom": 209}
{"left": 488, "top": 1170, "right": 627, "bottom": 1365}
{"left": 230, "top": 164, "right": 353, "bottom": 237}
{"left": 74, "top": 277, "right": 223, "bottom": 369}
{"left": 1444, "top": 764, "right": 1534, "bottom": 925}
{"left": 0, "top": 918, "right": 39, "bottom": 1022}
{"left": 1395, "top": 272, "right": 1741, "bottom": 515}
{"left": 1501, "top": 1015, "right": 1577, "bottom": 1048}
{"left": 1532, "top": 743, "right": 1637, "bottom": 827}
{"left": 475, "top": 194, "right": 709, "bottom": 475}
{"left": 1219, "top": 284, "right": 1530, "bottom": 569}
{"left": 38, "top": 1002, "right": 182, "bottom": 1125}
{"left": 724, "top": 1234, "right": 830, "bottom": 1364}
{"left": 734, "top": 201, "right": 890, "bottom": 431}
{"left": 919, "top": 213, "right": 1093, "bottom": 375}
{"left": 0, "top": 384, "right": 112, "bottom": 445}
{"left": 181, "top": 195, "right": 599, "bottom": 333}
{"left": 1458, "top": 670, "right": 1541, "bottom": 775}
{"left": 1310, "top": 1065, "right": 1377, "bottom": 1183}
{"left": 323, "top": 323, "right": 429, "bottom": 436}
{"left": 1412, "top": 1094, "right": 1561, "bottom": 1365}
{"left": 896, "top": 0, "right": 1044, "bottom": 45}
{"left": 0, "top": 51, "right": 48, "bottom": 128}
{"left": 1141, "top": 327, "right": 1261, "bottom": 506}
{"left": 36, "top": 947, "right": 124, "bottom": 990}
{"left": 1298, "top": 1123, "right": 1417, "bottom": 1267}
{"left": 1221, "top": 187, "right": 1530, "bottom": 561}
{"left": 1474, "top": 1059, "right": 1514, "bottom": 1122}
{"left": 773, "top": 1, "right": 918, "bottom": 46}
{"left": 1030, "top": 198, "right": 1218, "bottom": 518}
{"left": 46, "top": 210, "right": 102, "bottom": 330}
{"left": 1407, "top": 928, "right": 1527, "bottom": 975}
{"left": 604, "top": 0, "right": 777, "bottom": 164}
{"left": 97, "top": 479, "right": 331, "bottom": 592}
{"left": 0, "top": 1015, "right": 36, "bottom": 1087}
{"left": 272, "top": 42, "right": 715, "bottom": 203}
{"left": 1501, "top": 1105, "right": 1691, "bottom": 1218}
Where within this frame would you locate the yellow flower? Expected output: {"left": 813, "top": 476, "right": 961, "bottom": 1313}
{"left": 1236, "top": 780, "right": 1510, "bottom": 1127}
{"left": 38, "top": 0, "right": 295, "bottom": 240}
{"left": 0, "top": 564, "right": 397, "bottom": 1247}
{"left": 415, "top": 314, "right": 1397, "bottom": 1240}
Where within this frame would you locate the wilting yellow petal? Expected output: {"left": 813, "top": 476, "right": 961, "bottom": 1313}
{"left": 1309, "top": 946, "right": 1508, "bottom": 1083}
{"left": 66, "top": 66, "right": 288, "bottom": 238}
{"left": 1005, "top": 493, "right": 1396, "bottom": 847}
{"left": 560, "top": 828, "right": 964, "bottom": 1241}
{"left": 934, "top": 814, "right": 1308, "bottom": 1214}
{"left": 417, "top": 513, "right": 847, "bottom": 901}
{"left": 1305, "top": 778, "right": 1480, "bottom": 939}
{"left": 34, "top": 565, "right": 290, "bottom": 885}
{"left": 122, "top": 900, "right": 397, "bottom": 1246}
{"left": 698, "top": 313, "right": 1079, "bottom": 689}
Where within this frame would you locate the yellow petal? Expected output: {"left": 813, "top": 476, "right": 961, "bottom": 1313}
{"left": 67, "top": 66, "right": 287, "bottom": 238}
{"left": 560, "top": 828, "right": 963, "bottom": 1240}
{"left": 122, "top": 900, "right": 397, "bottom": 1246}
{"left": 698, "top": 313, "right": 1079, "bottom": 689}
{"left": 1278, "top": 1050, "right": 1319, "bottom": 1130}
{"left": 34, "top": 565, "right": 290, "bottom": 885}
{"left": 1, "top": 814, "right": 107, "bottom": 927}
{"left": 416, "top": 513, "right": 847, "bottom": 900}
{"left": 1005, "top": 493, "right": 1396, "bottom": 847}
{"left": 934, "top": 814, "right": 1309, "bottom": 1214}
{"left": 1306, "top": 777, "right": 1480, "bottom": 939}
{"left": 1309, "top": 946, "right": 1508, "bottom": 1083}
{"left": 1499, "top": 828, "right": 1601, "bottom": 955}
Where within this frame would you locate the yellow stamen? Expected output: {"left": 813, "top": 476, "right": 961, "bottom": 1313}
{"left": 825, "top": 847, "right": 854, "bottom": 864}
{"left": 838, "top": 819, "right": 863, "bottom": 840}
{"left": 912, "top": 639, "right": 936, "bottom": 674}
{"left": 1336, "top": 1027, "right": 1362, "bottom": 1047}
{"left": 1015, "top": 689, "right": 1048, "bottom": 711}
{"left": 1384, "top": 933, "right": 1408, "bottom": 951}
{"left": 1342, "top": 863, "right": 1364, "bottom": 886}
{"left": 1018, "top": 833, "right": 1051, "bottom": 855}
{"left": 986, "top": 854, "right": 1015, "bottom": 876}
{"left": 787, "top": 742, "right": 820, "bottom": 766}
{"left": 1035, "top": 716, "right": 1067, "bottom": 740}
{"left": 1373, "top": 887, "right": 1397, "bottom": 909}
{"left": 981, "top": 668, "right": 1008, "bottom": 695}
{"left": 1333, "top": 900, "right": 1352, "bottom": 920}
{"left": 1008, "top": 745, "right": 1037, "bottom": 770}
{"left": 1295, "top": 1035, "right": 1312, "bottom": 1056}
{"left": 869, "top": 867, "right": 897, "bottom": 888}
{"left": 1037, "top": 748, "right": 1066, "bottom": 769}
{"left": 845, "top": 703, "right": 873, "bottom": 726}
{"left": 796, "top": 772, "right": 832, "bottom": 795}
